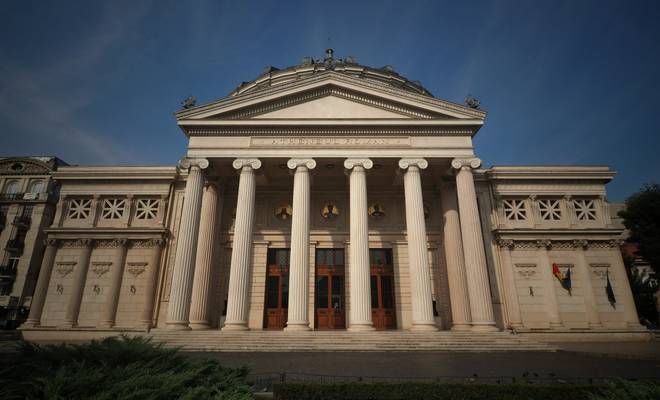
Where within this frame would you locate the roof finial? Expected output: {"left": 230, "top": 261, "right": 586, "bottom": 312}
{"left": 325, "top": 48, "right": 334, "bottom": 60}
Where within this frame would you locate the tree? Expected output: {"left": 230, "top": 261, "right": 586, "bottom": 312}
{"left": 619, "top": 183, "right": 660, "bottom": 275}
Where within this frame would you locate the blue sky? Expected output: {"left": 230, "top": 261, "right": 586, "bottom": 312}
{"left": 1, "top": 0, "right": 658, "bottom": 201}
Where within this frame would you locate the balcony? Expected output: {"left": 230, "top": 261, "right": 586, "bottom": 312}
{"left": 0, "top": 264, "right": 17, "bottom": 278}
{"left": 12, "top": 215, "right": 31, "bottom": 228}
{"left": 4, "top": 239, "right": 24, "bottom": 254}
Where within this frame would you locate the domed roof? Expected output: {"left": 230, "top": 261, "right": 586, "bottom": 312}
{"left": 229, "top": 49, "right": 433, "bottom": 98}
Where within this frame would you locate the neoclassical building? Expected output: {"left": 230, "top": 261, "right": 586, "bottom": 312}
{"left": 19, "top": 51, "right": 646, "bottom": 342}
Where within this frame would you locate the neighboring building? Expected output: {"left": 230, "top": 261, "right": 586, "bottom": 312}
{"left": 19, "top": 51, "right": 647, "bottom": 342}
{"left": 0, "top": 157, "right": 66, "bottom": 328}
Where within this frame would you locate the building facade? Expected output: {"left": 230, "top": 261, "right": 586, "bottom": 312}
{"left": 20, "top": 52, "right": 646, "bottom": 341}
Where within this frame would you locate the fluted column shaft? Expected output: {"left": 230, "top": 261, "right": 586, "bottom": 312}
{"left": 440, "top": 182, "right": 472, "bottom": 331}
{"left": 24, "top": 239, "right": 58, "bottom": 327}
{"left": 223, "top": 158, "right": 261, "bottom": 331}
{"left": 189, "top": 183, "right": 221, "bottom": 329}
{"left": 166, "top": 158, "right": 208, "bottom": 330}
{"left": 573, "top": 241, "right": 601, "bottom": 328}
{"left": 400, "top": 159, "right": 437, "bottom": 331}
{"left": 452, "top": 158, "right": 497, "bottom": 331}
{"left": 61, "top": 239, "right": 93, "bottom": 328}
{"left": 286, "top": 159, "right": 316, "bottom": 331}
{"left": 98, "top": 239, "right": 128, "bottom": 328}
{"left": 496, "top": 240, "right": 523, "bottom": 329}
{"left": 344, "top": 158, "right": 374, "bottom": 331}
{"left": 139, "top": 239, "right": 164, "bottom": 330}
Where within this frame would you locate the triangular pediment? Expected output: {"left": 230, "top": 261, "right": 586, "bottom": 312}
{"left": 176, "top": 72, "right": 486, "bottom": 123}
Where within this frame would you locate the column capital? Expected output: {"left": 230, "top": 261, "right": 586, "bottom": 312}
{"left": 147, "top": 238, "right": 165, "bottom": 248}
{"left": 451, "top": 157, "right": 482, "bottom": 171}
{"left": 536, "top": 239, "right": 552, "bottom": 249}
{"left": 287, "top": 158, "right": 316, "bottom": 170}
{"left": 344, "top": 158, "right": 373, "bottom": 170}
{"left": 398, "top": 158, "right": 428, "bottom": 170}
{"left": 179, "top": 157, "right": 209, "bottom": 171}
{"left": 232, "top": 158, "right": 261, "bottom": 171}
{"left": 496, "top": 238, "right": 515, "bottom": 249}
{"left": 573, "top": 239, "right": 589, "bottom": 249}
{"left": 43, "top": 238, "right": 59, "bottom": 247}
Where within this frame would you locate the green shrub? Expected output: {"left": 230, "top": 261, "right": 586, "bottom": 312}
{"left": 0, "top": 335, "right": 251, "bottom": 400}
{"left": 588, "top": 379, "right": 660, "bottom": 400}
{"left": 273, "top": 382, "right": 605, "bottom": 400}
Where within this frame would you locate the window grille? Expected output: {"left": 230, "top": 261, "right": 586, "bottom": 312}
{"left": 135, "top": 199, "right": 159, "bottom": 220}
{"left": 67, "top": 199, "right": 92, "bottom": 219}
{"left": 539, "top": 199, "right": 562, "bottom": 221}
{"left": 574, "top": 199, "right": 597, "bottom": 221}
{"left": 503, "top": 199, "right": 527, "bottom": 221}
{"left": 101, "top": 199, "right": 126, "bottom": 219}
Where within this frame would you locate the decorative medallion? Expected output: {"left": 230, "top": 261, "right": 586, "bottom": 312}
{"left": 91, "top": 262, "right": 112, "bottom": 277}
{"left": 127, "top": 262, "right": 147, "bottom": 278}
{"left": 55, "top": 262, "right": 76, "bottom": 277}
{"left": 321, "top": 203, "right": 339, "bottom": 219}
{"left": 368, "top": 203, "right": 385, "bottom": 218}
{"left": 274, "top": 204, "right": 292, "bottom": 220}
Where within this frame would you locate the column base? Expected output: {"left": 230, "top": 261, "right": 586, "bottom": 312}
{"left": 22, "top": 320, "right": 39, "bottom": 329}
{"left": 549, "top": 322, "right": 564, "bottom": 329}
{"left": 97, "top": 321, "right": 115, "bottom": 330}
{"left": 284, "top": 323, "right": 311, "bottom": 331}
{"left": 58, "top": 321, "right": 75, "bottom": 329}
{"left": 411, "top": 323, "right": 439, "bottom": 332}
{"left": 347, "top": 323, "right": 375, "bottom": 332}
{"left": 222, "top": 322, "right": 249, "bottom": 331}
{"left": 189, "top": 322, "right": 211, "bottom": 330}
{"left": 166, "top": 321, "right": 191, "bottom": 331}
{"left": 450, "top": 323, "right": 472, "bottom": 332}
{"left": 471, "top": 323, "right": 499, "bottom": 332}
{"left": 136, "top": 321, "right": 152, "bottom": 332}
{"left": 588, "top": 322, "right": 603, "bottom": 329}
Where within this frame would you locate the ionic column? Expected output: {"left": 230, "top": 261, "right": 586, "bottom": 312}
{"left": 166, "top": 157, "right": 209, "bottom": 330}
{"left": 440, "top": 181, "right": 472, "bottom": 331}
{"left": 98, "top": 239, "right": 128, "bottom": 329}
{"left": 496, "top": 239, "right": 523, "bottom": 329}
{"left": 23, "top": 238, "right": 59, "bottom": 327}
{"left": 344, "top": 158, "right": 374, "bottom": 331}
{"left": 189, "top": 182, "right": 222, "bottom": 330}
{"left": 573, "top": 240, "right": 601, "bottom": 328}
{"left": 138, "top": 238, "right": 164, "bottom": 330}
{"left": 285, "top": 158, "right": 316, "bottom": 331}
{"left": 223, "top": 158, "right": 261, "bottom": 331}
{"left": 60, "top": 239, "right": 94, "bottom": 328}
{"left": 399, "top": 158, "right": 437, "bottom": 331}
{"left": 536, "top": 240, "right": 563, "bottom": 328}
{"left": 451, "top": 158, "right": 497, "bottom": 331}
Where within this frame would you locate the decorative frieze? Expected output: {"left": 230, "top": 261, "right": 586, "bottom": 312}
{"left": 253, "top": 136, "right": 411, "bottom": 148}
{"left": 496, "top": 238, "right": 623, "bottom": 250}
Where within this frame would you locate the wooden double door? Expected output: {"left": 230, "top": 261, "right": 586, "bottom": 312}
{"left": 264, "top": 249, "right": 289, "bottom": 330}
{"left": 315, "top": 249, "right": 345, "bottom": 330}
{"left": 370, "top": 249, "right": 397, "bottom": 330}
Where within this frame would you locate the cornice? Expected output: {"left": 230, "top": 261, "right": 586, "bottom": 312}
{"left": 184, "top": 126, "right": 476, "bottom": 137}
{"left": 176, "top": 72, "right": 486, "bottom": 121}
{"left": 486, "top": 166, "right": 615, "bottom": 182}
{"left": 53, "top": 166, "right": 177, "bottom": 181}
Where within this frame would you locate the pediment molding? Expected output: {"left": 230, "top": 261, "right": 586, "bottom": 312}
{"left": 176, "top": 72, "right": 485, "bottom": 122}
{"left": 0, "top": 158, "right": 53, "bottom": 175}
{"left": 217, "top": 86, "right": 441, "bottom": 120}
{"left": 185, "top": 126, "right": 475, "bottom": 137}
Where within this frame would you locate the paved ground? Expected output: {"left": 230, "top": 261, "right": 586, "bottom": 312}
{"left": 191, "top": 349, "right": 660, "bottom": 382}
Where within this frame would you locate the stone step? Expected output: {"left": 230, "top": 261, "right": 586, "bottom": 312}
{"left": 147, "top": 331, "right": 556, "bottom": 352}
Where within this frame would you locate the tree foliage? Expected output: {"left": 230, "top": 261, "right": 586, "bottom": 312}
{"left": 619, "top": 183, "right": 660, "bottom": 274}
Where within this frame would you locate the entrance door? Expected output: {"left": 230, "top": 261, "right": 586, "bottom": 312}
{"left": 370, "top": 249, "right": 397, "bottom": 330}
{"left": 315, "top": 249, "right": 345, "bottom": 329}
{"left": 264, "top": 249, "right": 289, "bottom": 330}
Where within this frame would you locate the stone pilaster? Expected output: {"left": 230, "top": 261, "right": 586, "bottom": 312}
{"left": 609, "top": 240, "right": 643, "bottom": 328}
{"left": 60, "top": 239, "right": 94, "bottom": 328}
{"left": 496, "top": 239, "right": 523, "bottom": 329}
{"left": 138, "top": 238, "right": 164, "bottom": 330}
{"left": 166, "top": 157, "right": 209, "bottom": 330}
{"left": 285, "top": 158, "right": 316, "bottom": 331}
{"left": 399, "top": 158, "right": 437, "bottom": 331}
{"left": 23, "top": 238, "right": 59, "bottom": 327}
{"left": 189, "top": 182, "right": 221, "bottom": 330}
{"left": 98, "top": 239, "right": 129, "bottom": 329}
{"left": 223, "top": 158, "right": 261, "bottom": 331}
{"left": 344, "top": 158, "right": 375, "bottom": 331}
{"left": 439, "top": 180, "right": 472, "bottom": 331}
{"left": 536, "top": 239, "right": 563, "bottom": 328}
{"left": 573, "top": 240, "right": 601, "bottom": 328}
{"left": 451, "top": 158, "right": 497, "bottom": 331}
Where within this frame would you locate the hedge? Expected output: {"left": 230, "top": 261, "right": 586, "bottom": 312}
{"left": 273, "top": 380, "right": 660, "bottom": 400}
{"left": 0, "top": 335, "right": 252, "bottom": 400}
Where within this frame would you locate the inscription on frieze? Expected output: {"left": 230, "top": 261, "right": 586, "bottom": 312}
{"left": 251, "top": 136, "right": 410, "bottom": 147}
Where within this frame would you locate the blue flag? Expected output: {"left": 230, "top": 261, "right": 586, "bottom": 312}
{"left": 606, "top": 270, "right": 616, "bottom": 307}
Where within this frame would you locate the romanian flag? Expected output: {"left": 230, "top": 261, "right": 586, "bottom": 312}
{"left": 552, "top": 263, "right": 572, "bottom": 295}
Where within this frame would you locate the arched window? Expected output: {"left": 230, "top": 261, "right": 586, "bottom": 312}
{"left": 3, "top": 180, "right": 21, "bottom": 194}
{"left": 28, "top": 180, "right": 45, "bottom": 194}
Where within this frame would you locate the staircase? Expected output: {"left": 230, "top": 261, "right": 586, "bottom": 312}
{"left": 148, "top": 330, "right": 556, "bottom": 352}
